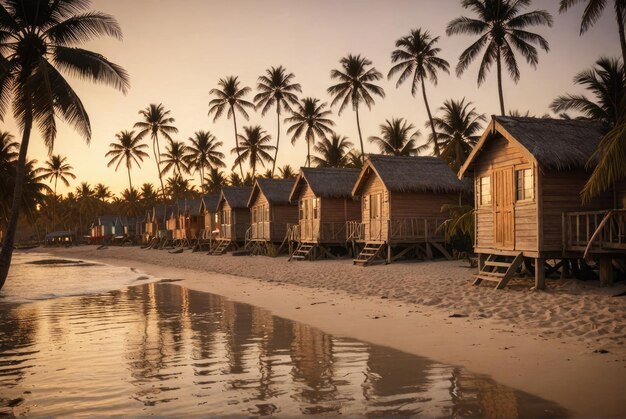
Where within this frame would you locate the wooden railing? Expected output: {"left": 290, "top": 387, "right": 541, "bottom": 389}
{"left": 346, "top": 221, "right": 365, "bottom": 241}
{"left": 391, "top": 217, "right": 446, "bottom": 241}
{"left": 563, "top": 209, "right": 626, "bottom": 253}
{"left": 298, "top": 220, "right": 349, "bottom": 242}
{"left": 250, "top": 221, "right": 271, "bottom": 240}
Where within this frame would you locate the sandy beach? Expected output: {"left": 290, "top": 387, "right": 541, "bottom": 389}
{"left": 41, "top": 245, "right": 626, "bottom": 416}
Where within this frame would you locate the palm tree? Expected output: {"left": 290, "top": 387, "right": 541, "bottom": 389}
{"left": 369, "top": 118, "right": 421, "bottom": 156}
{"left": 0, "top": 0, "right": 129, "bottom": 286}
{"left": 327, "top": 54, "right": 385, "bottom": 160}
{"left": 427, "top": 98, "right": 487, "bottom": 172}
{"left": 208, "top": 76, "right": 255, "bottom": 178}
{"left": 40, "top": 155, "right": 76, "bottom": 198}
{"left": 94, "top": 183, "right": 113, "bottom": 203}
{"left": 75, "top": 182, "right": 99, "bottom": 235}
{"left": 446, "top": 0, "right": 553, "bottom": 115}
{"left": 312, "top": 134, "right": 354, "bottom": 167}
{"left": 285, "top": 97, "right": 335, "bottom": 167}
{"left": 231, "top": 126, "right": 275, "bottom": 178}
{"left": 185, "top": 131, "right": 226, "bottom": 192}
{"left": 345, "top": 149, "right": 364, "bottom": 169}
{"left": 278, "top": 165, "right": 297, "bottom": 179}
{"left": 160, "top": 140, "right": 188, "bottom": 177}
{"left": 261, "top": 169, "right": 275, "bottom": 179}
{"left": 105, "top": 130, "right": 150, "bottom": 191}
{"left": 560, "top": 0, "right": 626, "bottom": 65}
{"left": 254, "top": 66, "right": 302, "bottom": 176}
{"left": 140, "top": 183, "right": 158, "bottom": 208}
{"left": 0, "top": 132, "right": 18, "bottom": 170}
{"left": 582, "top": 100, "right": 626, "bottom": 201}
{"left": 134, "top": 104, "right": 178, "bottom": 199}
{"left": 229, "top": 172, "right": 243, "bottom": 187}
{"left": 40, "top": 154, "right": 75, "bottom": 230}
{"left": 388, "top": 29, "right": 450, "bottom": 156}
{"left": 120, "top": 188, "right": 142, "bottom": 217}
{"left": 550, "top": 57, "right": 625, "bottom": 127}
{"left": 166, "top": 174, "right": 195, "bottom": 201}
{"left": 204, "top": 168, "right": 227, "bottom": 194}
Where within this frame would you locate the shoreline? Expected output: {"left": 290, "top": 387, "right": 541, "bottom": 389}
{"left": 38, "top": 246, "right": 626, "bottom": 416}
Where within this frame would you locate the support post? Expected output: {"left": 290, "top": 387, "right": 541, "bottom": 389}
{"left": 478, "top": 253, "right": 487, "bottom": 272}
{"left": 535, "top": 258, "right": 546, "bottom": 290}
{"left": 599, "top": 257, "right": 614, "bottom": 287}
{"left": 387, "top": 243, "right": 392, "bottom": 264}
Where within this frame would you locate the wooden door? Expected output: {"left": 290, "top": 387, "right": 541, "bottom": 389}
{"left": 493, "top": 168, "right": 514, "bottom": 249}
{"left": 369, "top": 193, "right": 382, "bottom": 240}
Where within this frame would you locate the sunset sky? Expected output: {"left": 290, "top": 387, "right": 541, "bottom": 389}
{"left": 2, "top": 0, "right": 620, "bottom": 194}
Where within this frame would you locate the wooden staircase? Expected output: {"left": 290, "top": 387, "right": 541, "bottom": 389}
{"left": 289, "top": 242, "right": 316, "bottom": 261}
{"left": 353, "top": 242, "right": 385, "bottom": 266}
{"left": 208, "top": 238, "right": 231, "bottom": 255}
{"left": 474, "top": 253, "right": 523, "bottom": 289}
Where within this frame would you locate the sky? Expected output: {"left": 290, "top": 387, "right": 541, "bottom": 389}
{"left": 1, "top": 0, "right": 621, "bottom": 195}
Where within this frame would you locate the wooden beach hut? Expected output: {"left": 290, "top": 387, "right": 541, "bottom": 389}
{"left": 195, "top": 194, "right": 220, "bottom": 249}
{"left": 459, "top": 116, "right": 625, "bottom": 289}
{"left": 351, "top": 155, "right": 466, "bottom": 265}
{"left": 89, "top": 215, "right": 117, "bottom": 244}
{"left": 246, "top": 178, "right": 298, "bottom": 254}
{"left": 288, "top": 167, "right": 361, "bottom": 260}
{"left": 209, "top": 186, "right": 252, "bottom": 255}
{"left": 145, "top": 204, "right": 173, "bottom": 247}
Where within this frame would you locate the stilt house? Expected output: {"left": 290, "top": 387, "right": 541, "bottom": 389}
{"left": 246, "top": 178, "right": 298, "bottom": 253}
{"left": 210, "top": 187, "right": 252, "bottom": 255}
{"left": 459, "top": 116, "right": 625, "bottom": 289}
{"left": 351, "top": 155, "right": 466, "bottom": 265}
{"left": 288, "top": 167, "right": 361, "bottom": 260}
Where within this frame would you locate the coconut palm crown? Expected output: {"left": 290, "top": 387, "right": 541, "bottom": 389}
{"left": 105, "top": 130, "right": 149, "bottom": 191}
{"left": 368, "top": 118, "right": 421, "bottom": 156}
{"left": 446, "top": 0, "right": 553, "bottom": 115}
{"left": 285, "top": 97, "right": 335, "bottom": 167}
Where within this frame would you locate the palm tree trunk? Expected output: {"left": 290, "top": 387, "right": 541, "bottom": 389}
{"left": 231, "top": 106, "right": 245, "bottom": 179}
{"left": 421, "top": 78, "right": 440, "bottom": 157}
{"left": 53, "top": 177, "right": 58, "bottom": 231}
{"left": 496, "top": 47, "right": 505, "bottom": 116}
{"left": 355, "top": 105, "right": 365, "bottom": 163}
{"left": 152, "top": 134, "right": 166, "bottom": 201}
{"left": 307, "top": 140, "right": 311, "bottom": 167}
{"left": 272, "top": 108, "right": 280, "bottom": 177}
{"left": 616, "top": 0, "right": 626, "bottom": 65}
{"left": 0, "top": 108, "right": 33, "bottom": 288}
{"left": 127, "top": 165, "right": 133, "bottom": 191}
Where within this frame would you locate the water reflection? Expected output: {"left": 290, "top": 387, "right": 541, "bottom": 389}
{"left": 0, "top": 283, "right": 569, "bottom": 417}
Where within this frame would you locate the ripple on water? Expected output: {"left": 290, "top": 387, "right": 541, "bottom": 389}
{"left": 0, "top": 255, "right": 570, "bottom": 417}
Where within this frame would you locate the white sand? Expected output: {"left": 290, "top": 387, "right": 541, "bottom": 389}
{"left": 41, "top": 245, "right": 626, "bottom": 416}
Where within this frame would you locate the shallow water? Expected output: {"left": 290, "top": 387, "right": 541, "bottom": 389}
{"left": 0, "top": 253, "right": 569, "bottom": 417}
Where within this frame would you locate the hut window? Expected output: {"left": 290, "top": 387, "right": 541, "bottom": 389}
{"left": 299, "top": 201, "right": 305, "bottom": 220}
{"left": 312, "top": 198, "right": 320, "bottom": 219}
{"left": 516, "top": 169, "right": 534, "bottom": 201}
{"left": 478, "top": 176, "right": 491, "bottom": 206}
{"left": 265, "top": 205, "right": 270, "bottom": 222}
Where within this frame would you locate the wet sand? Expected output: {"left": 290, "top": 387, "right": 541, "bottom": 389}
{"left": 43, "top": 246, "right": 626, "bottom": 417}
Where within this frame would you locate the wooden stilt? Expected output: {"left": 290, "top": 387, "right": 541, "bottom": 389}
{"left": 478, "top": 254, "right": 487, "bottom": 272}
{"left": 425, "top": 242, "right": 433, "bottom": 260}
{"left": 387, "top": 243, "right": 392, "bottom": 264}
{"left": 535, "top": 258, "right": 546, "bottom": 290}
{"left": 599, "top": 257, "right": 614, "bottom": 287}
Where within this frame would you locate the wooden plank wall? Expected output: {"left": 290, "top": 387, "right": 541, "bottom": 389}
{"left": 541, "top": 169, "right": 614, "bottom": 251}
{"left": 473, "top": 135, "right": 537, "bottom": 253}
{"left": 232, "top": 207, "right": 251, "bottom": 241}
{"left": 271, "top": 204, "right": 298, "bottom": 241}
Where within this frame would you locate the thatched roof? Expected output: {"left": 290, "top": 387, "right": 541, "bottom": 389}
{"left": 353, "top": 155, "right": 466, "bottom": 196}
{"left": 186, "top": 198, "right": 204, "bottom": 216}
{"left": 201, "top": 194, "right": 220, "bottom": 214}
{"left": 460, "top": 116, "right": 607, "bottom": 177}
{"left": 96, "top": 215, "right": 117, "bottom": 226}
{"left": 152, "top": 204, "right": 173, "bottom": 222}
{"left": 248, "top": 178, "right": 295, "bottom": 207}
{"left": 289, "top": 167, "right": 361, "bottom": 201}
{"left": 218, "top": 186, "right": 252, "bottom": 210}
